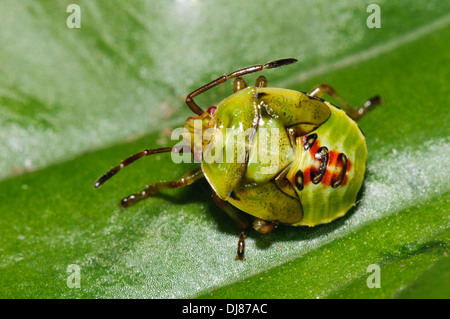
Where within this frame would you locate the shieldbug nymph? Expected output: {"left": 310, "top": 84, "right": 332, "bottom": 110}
{"left": 94, "top": 58, "right": 381, "bottom": 260}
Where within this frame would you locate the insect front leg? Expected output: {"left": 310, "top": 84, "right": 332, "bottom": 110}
{"left": 233, "top": 76, "right": 247, "bottom": 92}
{"left": 212, "top": 192, "right": 249, "bottom": 260}
{"left": 120, "top": 166, "right": 204, "bottom": 208}
{"left": 255, "top": 75, "right": 268, "bottom": 88}
{"left": 308, "top": 84, "right": 382, "bottom": 120}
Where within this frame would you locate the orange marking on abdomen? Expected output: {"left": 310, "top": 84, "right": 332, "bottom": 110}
{"left": 340, "top": 158, "right": 351, "bottom": 186}
{"left": 300, "top": 136, "right": 353, "bottom": 188}
{"left": 321, "top": 150, "right": 338, "bottom": 186}
{"left": 309, "top": 141, "right": 320, "bottom": 157}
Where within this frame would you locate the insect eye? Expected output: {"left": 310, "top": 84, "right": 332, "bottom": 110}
{"left": 303, "top": 133, "right": 317, "bottom": 150}
{"left": 294, "top": 170, "right": 304, "bottom": 190}
{"left": 331, "top": 153, "right": 348, "bottom": 188}
{"left": 311, "top": 147, "right": 329, "bottom": 184}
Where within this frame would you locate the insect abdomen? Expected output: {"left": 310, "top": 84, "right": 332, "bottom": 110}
{"left": 293, "top": 103, "right": 367, "bottom": 226}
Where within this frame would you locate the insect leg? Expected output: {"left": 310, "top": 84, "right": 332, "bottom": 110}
{"left": 233, "top": 76, "right": 247, "bottom": 93}
{"left": 212, "top": 192, "right": 249, "bottom": 260}
{"left": 94, "top": 145, "right": 186, "bottom": 188}
{"left": 253, "top": 218, "right": 278, "bottom": 234}
{"left": 255, "top": 75, "right": 268, "bottom": 88}
{"left": 120, "top": 166, "right": 204, "bottom": 208}
{"left": 185, "top": 58, "right": 298, "bottom": 115}
{"left": 308, "top": 84, "right": 382, "bottom": 121}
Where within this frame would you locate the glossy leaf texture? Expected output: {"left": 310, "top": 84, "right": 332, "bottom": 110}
{"left": 0, "top": 0, "right": 449, "bottom": 298}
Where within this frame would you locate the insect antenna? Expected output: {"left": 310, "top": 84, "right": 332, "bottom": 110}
{"left": 185, "top": 58, "right": 298, "bottom": 115}
{"left": 263, "top": 58, "right": 298, "bottom": 69}
{"left": 94, "top": 145, "right": 186, "bottom": 188}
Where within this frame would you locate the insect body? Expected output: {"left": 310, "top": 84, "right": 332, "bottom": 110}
{"left": 95, "top": 58, "right": 381, "bottom": 260}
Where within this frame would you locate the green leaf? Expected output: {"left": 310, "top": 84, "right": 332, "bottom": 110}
{"left": 0, "top": 0, "right": 449, "bottom": 298}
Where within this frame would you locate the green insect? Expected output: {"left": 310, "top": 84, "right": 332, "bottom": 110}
{"left": 94, "top": 58, "right": 381, "bottom": 260}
